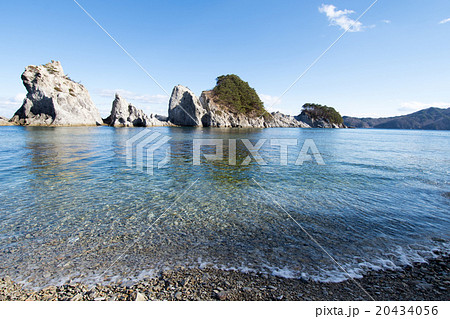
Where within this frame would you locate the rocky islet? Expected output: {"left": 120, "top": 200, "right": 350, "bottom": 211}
{"left": 2, "top": 61, "right": 343, "bottom": 128}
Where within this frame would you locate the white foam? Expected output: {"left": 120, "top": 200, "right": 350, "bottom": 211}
{"left": 9, "top": 242, "right": 449, "bottom": 289}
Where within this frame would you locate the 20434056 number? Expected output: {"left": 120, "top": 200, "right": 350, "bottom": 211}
{"left": 375, "top": 306, "right": 438, "bottom": 316}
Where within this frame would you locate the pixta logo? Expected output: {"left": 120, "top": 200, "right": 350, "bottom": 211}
{"left": 126, "top": 129, "right": 171, "bottom": 175}
{"left": 193, "top": 138, "right": 325, "bottom": 166}
{"left": 126, "top": 130, "right": 325, "bottom": 175}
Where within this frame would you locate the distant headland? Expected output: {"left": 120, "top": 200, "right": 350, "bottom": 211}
{"left": 344, "top": 108, "right": 450, "bottom": 130}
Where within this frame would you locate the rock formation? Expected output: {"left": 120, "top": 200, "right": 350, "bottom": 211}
{"left": 200, "top": 90, "right": 311, "bottom": 128}
{"left": 297, "top": 112, "right": 345, "bottom": 128}
{"left": 10, "top": 61, "right": 102, "bottom": 126}
{"left": 0, "top": 116, "right": 13, "bottom": 126}
{"left": 168, "top": 85, "right": 310, "bottom": 128}
{"left": 269, "top": 111, "right": 310, "bottom": 128}
{"left": 6, "top": 63, "right": 347, "bottom": 129}
{"left": 168, "top": 85, "right": 206, "bottom": 126}
{"left": 104, "top": 93, "right": 167, "bottom": 127}
{"left": 199, "top": 90, "right": 264, "bottom": 127}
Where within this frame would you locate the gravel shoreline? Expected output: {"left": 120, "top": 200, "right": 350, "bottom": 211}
{"left": 1, "top": 254, "right": 448, "bottom": 301}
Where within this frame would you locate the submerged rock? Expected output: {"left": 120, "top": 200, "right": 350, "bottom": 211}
{"left": 10, "top": 61, "right": 102, "bottom": 126}
{"left": 104, "top": 93, "right": 167, "bottom": 127}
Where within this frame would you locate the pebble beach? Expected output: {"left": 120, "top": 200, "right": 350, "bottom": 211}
{"left": 1, "top": 254, "right": 448, "bottom": 301}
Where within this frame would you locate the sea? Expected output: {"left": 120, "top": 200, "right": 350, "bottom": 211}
{"left": 0, "top": 126, "right": 448, "bottom": 288}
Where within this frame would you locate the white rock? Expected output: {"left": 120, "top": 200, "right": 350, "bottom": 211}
{"left": 0, "top": 116, "right": 13, "bottom": 126}
{"left": 104, "top": 93, "right": 167, "bottom": 127}
{"left": 168, "top": 86, "right": 310, "bottom": 128}
{"left": 10, "top": 61, "right": 102, "bottom": 126}
{"left": 267, "top": 111, "right": 310, "bottom": 128}
{"left": 135, "top": 292, "right": 148, "bottom": 301}
{"left": 199, "top": 90, "right": 310, "bottom": 128}
{"left": 168, "top": 85, "right": 206, "bottom": 126}
{"left": 70, "top": 293, "right": 83, "bottom": 301}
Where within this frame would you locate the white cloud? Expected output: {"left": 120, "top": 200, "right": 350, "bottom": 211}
{"left": 398, "top": 101, "right": 450, "bottom": 113}
{"left": 93, "top": 89, "right": 169, "bottom": 117}
{"left": 0, "top": 93, "right": 26, "bottom": 117}
{"left": 258, "top": 93, "right": 282, "bottom": 112}
{"left": 13, "top": 93, "right": 26, "bottom": 102}
{"left": 439, "top": 18, "right": 450, "bottom": 24}
{"left": 96, "top": 89, "right": 168, "bottom": 105}
{"left": 319, "top": 4, "right": 364, "bottom": 32}
{"left": 381, "top": 19, "right": 391, "bottom": 24}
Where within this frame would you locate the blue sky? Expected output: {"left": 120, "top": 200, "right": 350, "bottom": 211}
{"left": 0, "top": 0, "right": 449, "bottom": 118}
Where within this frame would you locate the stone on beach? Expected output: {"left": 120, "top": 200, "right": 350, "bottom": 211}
{"left": 0, "top": 254, "right": 448, "bottom": 301}
{"left": 135, "top": 291, "right": 147, "bottom": 301}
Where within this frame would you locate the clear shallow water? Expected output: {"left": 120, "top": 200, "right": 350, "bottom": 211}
{"left": 0, "top": 126, "right": 448, "bottom": 288}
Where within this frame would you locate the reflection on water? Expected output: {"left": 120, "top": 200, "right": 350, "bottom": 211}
{"left": 25, "top": 127, "right": 100, "bottom": 182}
{"left": 0, "top": 126, "right": 448, "bottom": 288}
